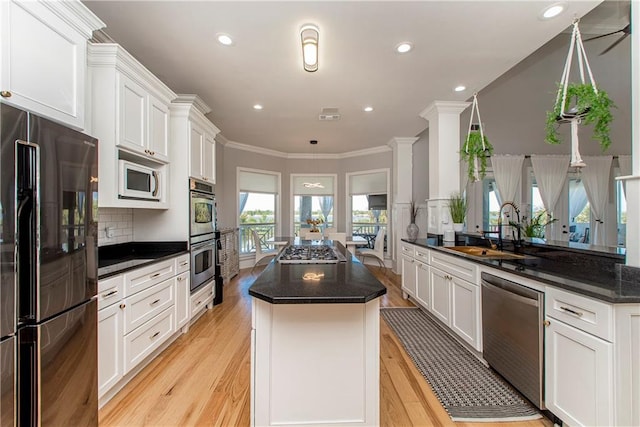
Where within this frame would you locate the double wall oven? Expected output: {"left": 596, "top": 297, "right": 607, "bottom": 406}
{"left": 189, "top": 179, "right": 221, "bottom": 298}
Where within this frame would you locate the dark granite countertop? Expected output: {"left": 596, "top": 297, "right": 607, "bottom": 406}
{"left": 249, "top": 241, "right": 387, "bottom": 304}
{"left": 98, "top": 241, "right": 188, "bottom": 279}
{"left": 402, "top": 238, "right": 640, "bottom": 304}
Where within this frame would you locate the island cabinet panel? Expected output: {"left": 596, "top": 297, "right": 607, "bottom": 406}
{"left": 252, "top": 298, "right": 380, "bottom": 427}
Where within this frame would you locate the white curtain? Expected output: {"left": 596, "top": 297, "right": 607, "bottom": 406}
{"left": 618, "top": 155, "right": 632, "bottom": 197}
{"left": 491, "top": 155, "right": 525, "bottom": 203}
{"left": 531, "top": 155, "right": 570, "bottom": 237}
{"left": 580, "top": 156, "right": 613, "bottom": 246}
{"left": 569, "top": 180, "right": 588, "bottom": 223}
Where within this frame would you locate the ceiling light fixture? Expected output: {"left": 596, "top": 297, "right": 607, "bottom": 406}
{"left": 253, "top": 104, "right": 263, "bottom": 110}
{"left": 364, "top": 106, "right": 374, "bottom": 112}
{"left": 540, "top": 2, "right": 566, "bottom": 20}
{"left": 396, "top": 42, "right": 412, "bottom": 54}
{"left": 454, "top": 85, "right": 466, "bottom": 92}
{"left": 303, "top": 140, "right": 324, "bottom": 188}
{"left": 216, "top": 33, "right": 233, "bottom": 46}
{"left": 300, "top": 24, "right": 319, "bottom": 72}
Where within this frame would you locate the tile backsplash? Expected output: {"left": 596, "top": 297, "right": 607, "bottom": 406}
{"left": 98, "top": 208, "right": 133, "bottom": 246}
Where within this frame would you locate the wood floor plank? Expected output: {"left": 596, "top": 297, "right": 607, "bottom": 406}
{"left": 99, "top": 265, "right": 552, "bottom": 427}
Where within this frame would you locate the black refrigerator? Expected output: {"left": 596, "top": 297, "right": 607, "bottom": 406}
{"left": 0, "top": 104, "right": 98, "bottom": 426}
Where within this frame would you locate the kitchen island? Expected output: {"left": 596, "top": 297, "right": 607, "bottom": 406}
{"left": 249, "top": 240, "right": 386, "bottom": 427}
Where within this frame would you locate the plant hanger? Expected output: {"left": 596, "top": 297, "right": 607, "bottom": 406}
{"left": 547, "top": 18, "right": 615, "bottom": 168}
{"left": 462, "top": 93, "right": 493, "bottom": 182}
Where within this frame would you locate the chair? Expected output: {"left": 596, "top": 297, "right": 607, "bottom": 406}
{"left": 327, "top": 232, "right": 346, "bottom": 245}
{"left": 299, "top": 228, "right": 323, "bottom": 240}
{"left": 357, "top": 228, "right": 385, "bottom": 270}
{"left": 251, "top": 229, "right": 278, "bottom": 273}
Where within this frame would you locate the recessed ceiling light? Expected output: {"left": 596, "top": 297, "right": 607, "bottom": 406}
{"left": 454, "top": 85, "right": 466, "bottom": 92}
{"left": 217, "top": 33, "right": 233, "bottom": 46}
{"left": 364, "top": 106, "right": 374, "bottom": 112}
{"left": 396, "top": 42, "right": 412, "bottom": 54}
{"left": 253, "top": 104, "right": 263, "bottom": 110}
{"left": 540, "top": 2, "right": 566, "bottom": 20}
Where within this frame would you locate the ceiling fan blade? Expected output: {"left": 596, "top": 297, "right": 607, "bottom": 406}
{"left": 600, "top": 33, "right": 629, "bottom": 55}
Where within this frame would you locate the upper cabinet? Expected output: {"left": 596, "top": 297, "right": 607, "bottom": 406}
{"left": 0, "top": 0, "right": 104, "bottom": 130}
{"left": 171, "top": 95, "right": 220, "bottom": 184}
{"left": 88, "top": 43, "right": 176, "bottom": 209}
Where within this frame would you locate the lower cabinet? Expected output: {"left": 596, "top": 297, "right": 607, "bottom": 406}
{"left": 401, "top": 254, "right": 417, "bottom": 298}
{"left": 190, "top": 282, "right": 214, "bottom": 319}
{"left": 97, "top": 302, "right": 123, "bottom": 398}
{"left": 415, "top": 260, "right": 430, "bottom": 308}
{"left": 545, "top": 318, "right": 614, "bottom": 426}
{"left": 429, "top": 267, "right": 450, "bottom": 325}
{"left": 124, "top": 307, "right": 175, "bottom": 372}
{"left": 450, "top": 276, "right": 480, "bottom": 349}
{"left": 175, "top": 272, "right": 190, "bottom": 330}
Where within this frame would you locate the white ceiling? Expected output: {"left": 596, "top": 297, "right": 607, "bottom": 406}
{"left": 83, "top": 0, "right": 623, "bottom": 155}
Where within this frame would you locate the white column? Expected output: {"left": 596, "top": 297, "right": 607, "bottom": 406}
{"left": 627, "top": 3, "right": 640, "bottom": 267}
{"left": 388, "top": 137, "right": 418, "bottom": 273}
{"left": 419, "top": 101, "right": 470, "bottom": 235}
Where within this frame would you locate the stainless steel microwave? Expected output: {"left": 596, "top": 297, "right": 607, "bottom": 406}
{"left": 118, "top": 160, "right": 162, "bottom": 201}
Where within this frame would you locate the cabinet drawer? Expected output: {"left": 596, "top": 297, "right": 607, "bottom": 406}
{"left": 400, "top": 243, "right": 415, "bottom": 257}
{"left": 123, "top": 307, "right": 174, "bottom": 374}
{"left": 414, "top": 247, "right": 429, "bottom": 263}
{"left": 430, "top": 251, "right": 477, "bottom": 284}
{"left": 190, "top": 283, "right": 213, "bottom": 318}
{"left": 123, "top": 259, "right": 175, "bottom": 297}
{"left": 98, "top": 274, "right": 124, "bottom": 310}
{"left": 124, "top": 278, "right": 175, "bottom": 335}
{"left": 546, "top": 287, "right": 613, "bottom": 341}
{"left": 175, "top": 254, "right": 190, "bottom": 275}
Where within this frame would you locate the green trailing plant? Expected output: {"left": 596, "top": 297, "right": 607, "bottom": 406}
{"left": 510, "top": 211, "right": 558, "bottom": 238}
{"left": 461, "top": 131, "right": 494, "bottom": 181}
{"left": 545, "top": 83, "right": 615, "bottom": 150}
{"left": 448, "top": 192, "right": 467, "bottom": 224}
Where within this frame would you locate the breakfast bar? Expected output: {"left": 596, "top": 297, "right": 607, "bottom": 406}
{"left": 249, "top": 241, "right": 386, "bottom": 427}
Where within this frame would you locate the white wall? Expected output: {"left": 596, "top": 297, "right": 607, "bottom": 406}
{"left": 98, "top": 207, "right": 133, "bottom": 246}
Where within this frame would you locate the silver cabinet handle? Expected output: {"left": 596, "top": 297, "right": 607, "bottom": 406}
{"left": 150, "top": 273, "right": 161, "bottom": 279}
{"left": 119, "top": 303, "right": 126, "bottom": 309}
{"left": 177, "top": 277, "right": 183, "bottom": 282}
{"left": 560, "top": 306, "right": 584, "bottom": 317}
{"left": 102, "top": 290, "right": 118, "bottom": 298}
{"left": 180, "top": 262, "right": 189, "bottom": 267}
{"left": 150, "top": 331, "right": 160, "bottom": 339}
{"left": 195, "top": 300, "right": 202, "bottom": 306}
{"left": 149, "top": 299, "right": 160, "bottom": 306}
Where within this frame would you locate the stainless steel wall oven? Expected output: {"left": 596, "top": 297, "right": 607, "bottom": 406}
{"left": 189, "top": 179, "right": 221, "bottom": 296}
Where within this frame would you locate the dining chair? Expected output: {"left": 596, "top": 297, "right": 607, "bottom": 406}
{"left": 251, "top": 229, "right": 278, "bottom": 274}
{"left": 357, "top": 228, "right": 386, "bottom": 271}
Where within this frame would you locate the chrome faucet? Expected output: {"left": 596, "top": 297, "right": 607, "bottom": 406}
{"left": 497, "top": 201, "right": 522, "bottom": 251}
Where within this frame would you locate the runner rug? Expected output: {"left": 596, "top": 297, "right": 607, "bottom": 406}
{"left": 380, "top": 307, "right": 541, "bottom": 422}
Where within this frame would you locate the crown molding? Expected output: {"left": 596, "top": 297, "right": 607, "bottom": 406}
{"left": 223, "top": 140, "right": 392, "bottom": 159}
{"left": 419, "top": 101, "right": 471, "bottom": 120}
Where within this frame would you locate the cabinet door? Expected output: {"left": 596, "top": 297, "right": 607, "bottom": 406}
{"left": 400, "top": 255, "right": 416, "bottom": 298}
{"left": 98, "top": 303, "right": 123, "bottom": 398}
{"left": 0, "top": 0, "right": 88, "bottom": 129}
{"left": 118, "top": 73, "right": 146, "bottom": 154}
{"left": 189, "top": 124, "right": 204, "bottom": 180}
{"left": 415, "top": 261, "right": 430, "bottom": 309}
{"left": 450, "top": 277, "right": 480, "bottom": 350}
{"left": 429, "top": 267, "right": 450, "bottom": 325}
{"left": 202, "top": 133, "right": 216, "bottom": 183}
{"left": 175, "top": 272, "right": 190, "bottom": 330}
{"left": 147, "top": 94, "right": 170, "bottom": 162}
{"left": 545, "top": 319, "right": 613, "bottom": 426}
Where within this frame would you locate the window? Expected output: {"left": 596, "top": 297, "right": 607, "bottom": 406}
{"left": 347, "top": 170, "right": 389, "bottom": 252}
{"left": 482, "top": 177, "right": 500, "bottom": 233}
{"left": 616, "top": 180, "right": 627, "bottom": 247}
{"left": 568, "top": 178, "right": 590, "bottom": 243}
{"left": 291, "top": 175, "right": 336, "bottom": 236}
{"left": 238, "top": 168, "right": 280, "bottom": 255}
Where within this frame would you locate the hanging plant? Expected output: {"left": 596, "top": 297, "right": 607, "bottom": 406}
{"left": 545, "top": 82, "right": 615, "bottom": 149}
{"left": 544, "top": 19, "right": 616, "bottom": 167}
{"left": 462, "top": 93, "right": 494, "bottom": 182}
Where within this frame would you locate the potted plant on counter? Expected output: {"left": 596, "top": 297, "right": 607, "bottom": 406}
{"left": 406, "top": 200, "right": 420, "bottom": 242}
{"left": 448, "top": 192, "right": 467, "bottom": 232}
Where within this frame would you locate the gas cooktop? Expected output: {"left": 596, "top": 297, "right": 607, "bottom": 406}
{"left": 277, "top": 244, "right": 346, "bottom": 264}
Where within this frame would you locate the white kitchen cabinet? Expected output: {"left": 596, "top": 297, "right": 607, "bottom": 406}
{"left": 124, "top": 306, "right": 174, "bottom": 373}
{"left": 429, "top": 266, "right": 450, "bottom": 325}
{"left": 400, "top": 254, "right": 416, "bottom": 299}
{"left": 0, "top": 0, "right": 103, "bottom": 130}
{"left": 450, "top": 275, "right": 480, "bottom": 349}
{"left": 545, "top": 317, "right": 614, "bottom": 426}
{"left": 175, "top": 272, "right": 190, "bottom": 331}
{"left": 190, "top": 281, "right": 214, "bottom": 321}
{"left": 172, "top": 95, "right": 220, "bottom": 184}
{"left": 88, "top": 43, "right": 175, "bottom": 209}
{"left": 98, "top": 301, "right": 123, "bottom": 398}
{"left": 415, "top": 260, "right": 430, "bottom": 309}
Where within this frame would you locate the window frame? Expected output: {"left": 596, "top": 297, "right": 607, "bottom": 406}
{"left": 290, "top": 173, "right": 338, "bottom": 236}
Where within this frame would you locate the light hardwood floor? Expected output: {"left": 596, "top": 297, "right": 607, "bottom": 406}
{"left": 99, "top": 265, "right": 552, "bottom": 427}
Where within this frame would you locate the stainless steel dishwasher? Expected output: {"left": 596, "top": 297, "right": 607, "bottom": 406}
{"left": 481, "top": 272, "right": 545, "bottom": 409}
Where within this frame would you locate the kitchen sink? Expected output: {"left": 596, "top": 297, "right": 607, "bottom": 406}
{"left": 442, "top": 246, "right": 526, "bottom": 260}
